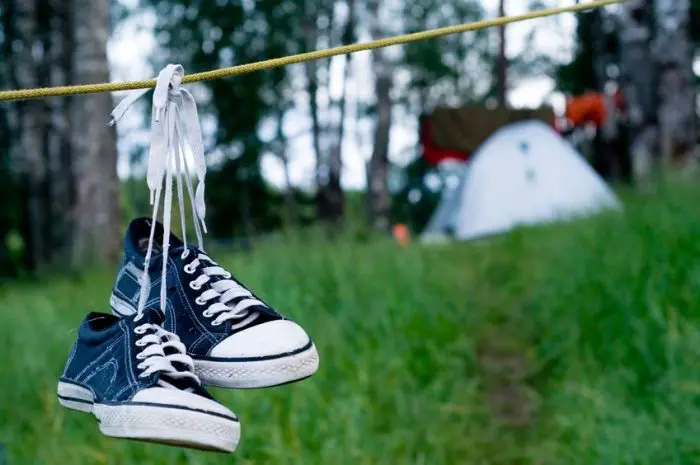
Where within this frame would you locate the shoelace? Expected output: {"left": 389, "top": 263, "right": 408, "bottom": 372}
{"left": 181, "top": 249, "right": 264, "bottom": 330}
{"left": 108, "top": 64, "right": 208, "bottom": 315}
{"left": 132, "top": 316, "right": 201, "bottom": 389}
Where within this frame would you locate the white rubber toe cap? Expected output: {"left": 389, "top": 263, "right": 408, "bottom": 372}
{"left": 131, "top": 387, "right": 237, "bottom": 420}
{"left": 209, "top": 320, "right": 311, "bottom": 359}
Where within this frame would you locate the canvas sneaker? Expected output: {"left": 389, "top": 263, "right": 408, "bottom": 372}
{"left": 58, "top": 308, "right": 240, "bottom": 453}
{"left": 110, "top": 218, "right": 320, "bottom": 389}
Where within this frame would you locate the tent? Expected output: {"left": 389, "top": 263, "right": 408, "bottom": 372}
{"left": 420, "top": 105, "right": 556, "bottom": 166}
{"left": 421, "top": 120, "right": 621, "bottom": 242}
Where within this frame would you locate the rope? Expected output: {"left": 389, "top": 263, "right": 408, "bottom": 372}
{"left": 0, "top": 0, "right": 623, "bottom": 102}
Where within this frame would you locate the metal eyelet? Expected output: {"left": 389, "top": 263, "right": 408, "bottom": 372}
{"left": 202, "top": 309, "right": 212, "bottom": 317}
{"left": 134, "top": 327, "right": 145, "bottom": 335}
{"left": 195, "top": 297, "right": 206, "bottom": 306}
{"left": 181, "top": 250, "right": 190, "bottom": 260}
{"left": 135, "top": 340, "right": 145, "bottom": 347}
{"left": 189, "top": 281, "right": 202, "bottom": 290}
{"left": 184, "top": 264, "right": 195, "bottom": 274}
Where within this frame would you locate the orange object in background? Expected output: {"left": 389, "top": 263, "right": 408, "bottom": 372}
{"left": 564, "top": 90, "right": 625, "bottom": 129}
{"left": 565, "top": 92, "right": 607, "bottom": 128}
{"left": 392, "top": 224, "right": 411, "bottom": 247}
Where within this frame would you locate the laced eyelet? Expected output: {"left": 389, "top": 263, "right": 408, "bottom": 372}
{"left": 134, "top": 314, "right": 144, "bottom": 322}
{"left": 195, "top": 297, "right": 205, "bottom": 306}
{"left": 181, "top": 250, "right": 190, "bottom": 260}
{"left": 189, "top": 281, "right": 202, "bottom": 290}
{"left": 137, "top": 362, "right": 145, "bottom": 370}
{"left": 211, "top": 320, "right": 222, "bottom": 326}
{"left": 202, "top": 309, "right": 212, "bottom": 317}
{"left": 223, "top": 271, "right": 232, "bottom": 279}
{"left": 134, "top": 327, "right": 146, "bottom": 335}
{"left": 136, "top": 352, "right": 146, "bottom": 360}
{"left": 135, "top": 340, "right": 146, "bottom": 347}
{"left": 184, "top": 264, "right": 195, "bottom": 274}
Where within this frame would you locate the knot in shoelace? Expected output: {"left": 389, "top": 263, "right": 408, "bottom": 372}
{"left": 132, "top": 316, "right": 201, "bottom": 388}
{"left": 181, "top": 249, "right": 264, "bottom": 330}
{"left": 109, "top": 64, "right": 209, "bottom": 315}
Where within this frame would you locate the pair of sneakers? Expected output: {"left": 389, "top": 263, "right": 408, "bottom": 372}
{"left": 58, "top": 218, "right": 319, "bottom": 452}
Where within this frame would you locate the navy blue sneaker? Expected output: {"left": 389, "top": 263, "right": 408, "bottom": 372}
{"left": 58, "top": 308, "right": 240, "bottom": 452}
{"left": 110, "top": 218, "right": 319, "bottom": 389}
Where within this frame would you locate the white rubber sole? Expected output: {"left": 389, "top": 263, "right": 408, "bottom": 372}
{"left": 57, "top": 381, "right": 240, "bottom": 453}
{"left": 194, "top": 342, "right": 320, "bottom": 388}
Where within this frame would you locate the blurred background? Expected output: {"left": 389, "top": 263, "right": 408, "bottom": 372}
{"left": 2, "top": 0, "right": 700, "bottom": 464}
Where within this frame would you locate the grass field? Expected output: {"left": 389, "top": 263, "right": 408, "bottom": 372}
{"left": 3, "top": 182, "right": 700, "bottom": 464}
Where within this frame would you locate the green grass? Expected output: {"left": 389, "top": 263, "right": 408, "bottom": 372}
{"left": 3, "top": 182, "right": 700, "bottom": 464}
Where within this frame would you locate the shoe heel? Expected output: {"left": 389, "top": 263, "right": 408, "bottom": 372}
{"left": 57, "top": 381, "right": 95, "bottom": 413}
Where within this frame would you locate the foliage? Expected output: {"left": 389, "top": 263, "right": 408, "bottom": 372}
{"left": 143, "top": 0, "right": 303, "bottom": 238}
{"left": 0, "top": 3, "right": 26, "bottom": 277}
{"left": 398, "top": 0, "right": 490, "bottom": 110}
{"left": 391, "top": 156, "right": 442, "bottom": 233}
{"left": 555, "top": 11, "right": 601, "bottom": 95}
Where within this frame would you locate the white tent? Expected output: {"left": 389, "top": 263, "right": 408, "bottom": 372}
{"left": 421, "top": 120, "right": 621, "bottom": 242}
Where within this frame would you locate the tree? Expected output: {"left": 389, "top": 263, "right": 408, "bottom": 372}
{"left": 619, "top": 0, "right": 656, "bottom": 188}
{"left": 71, "top": 0, "right": 121, "bottom": 264}
{"left": 653, "top": 0, "right": 697, "bottom": 176}
{"left": 0, "top": 0, "right": 120, "bottom": 273}
{"left": 496, "top": 0, "right": 508, "bottom": 107}
{"left": 366, "top": 0, "right": 393, "bottom": 231}
{"left": 316, "top": 0, "right": 355, "bottom": 226}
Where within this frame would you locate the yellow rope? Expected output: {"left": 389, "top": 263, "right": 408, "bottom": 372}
{"left": 0, "top": 0, "right": 623, "bottom": 102}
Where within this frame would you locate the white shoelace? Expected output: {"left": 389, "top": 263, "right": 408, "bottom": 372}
{"left": 133, "top": 317, "right": 200, "bottom": 388}
{"left": 109, "top": 64, "right": 266, "bottom": 331}
{"left": 181, "top": 249, "right": 264, "bottom": 330}
{"left": 109, "top": 64, "right": 208, "bottom": 315}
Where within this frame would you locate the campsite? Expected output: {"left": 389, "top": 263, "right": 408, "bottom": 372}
{"left": 1, "top": 0, "right": 700, "bottom": 464}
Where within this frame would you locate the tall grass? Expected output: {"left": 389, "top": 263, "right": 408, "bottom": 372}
{"left": 2, "top": 183, "right": 700, "bottom": 464}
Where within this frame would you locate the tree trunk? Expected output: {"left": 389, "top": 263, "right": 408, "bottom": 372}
{"left": 653, "top": 0, "right": 697, "bottom": 177}
{"left": 367, "top": 0, "right": 393, "bottom": 231}
{"left": 70, "top": 0, "right": 121, "bottom": 265}
{"left": 618, "top": 0, "right": 657, "bottom": 189}
{"left": 322, "top": 0, "right": 355, "bottom": 225}
{"left": 496, "top": 0, "right": 507, "bottom": 107}
{"left": 14, "top": 0, "right": 47, "bottom": 270}
{"left": 302, "top": 2, "right": 323, "bottom": 190}
{"left": 276, "top": 106, "right": 297, "bottom": 227}
{"left": 48, "top": 0, "right": 75, "bottom": 265}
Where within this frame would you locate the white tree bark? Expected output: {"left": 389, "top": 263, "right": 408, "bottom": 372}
{"left": 367, "top": 0, "right": 393, "bottom": 231}
{"left": 652, "top": 0, "right": 697, "bottom": 176}
{"left": 70, "top": 0, "right": 121, "bottom": 265}
{"left": 618, "top": 0, "right": 656, "bottom": 188}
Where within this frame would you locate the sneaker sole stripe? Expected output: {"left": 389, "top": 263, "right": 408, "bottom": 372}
{"left": 194, "top": 343, "right": 320, "bottom": 389}
{"left": 57, "top": 381, "right": 240, "bottom": 452}
{"left": 195, "top": 339, "right": 314, "bottom": 362}
{"left": 99, "top": 401, "right": 239, "bottom": 423}
{"left": 57, "top": 381, "right": 238, "bottom": 423}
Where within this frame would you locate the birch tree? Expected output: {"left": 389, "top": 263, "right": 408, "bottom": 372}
{"left": 367, "top": 0, "right": 393, "bottom": 231}
{"left": 618, "top": 0, "right": 656, "bottom": 188}
{"left": 653, "top": 0, "right": 697, "bottom": 176}
{"left": 70, "top": 0, "right": 121, "bottom": 264}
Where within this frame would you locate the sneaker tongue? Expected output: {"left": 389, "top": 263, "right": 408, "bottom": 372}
{"left": 139, "top": 307, "right": 165, "bottom": 325}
